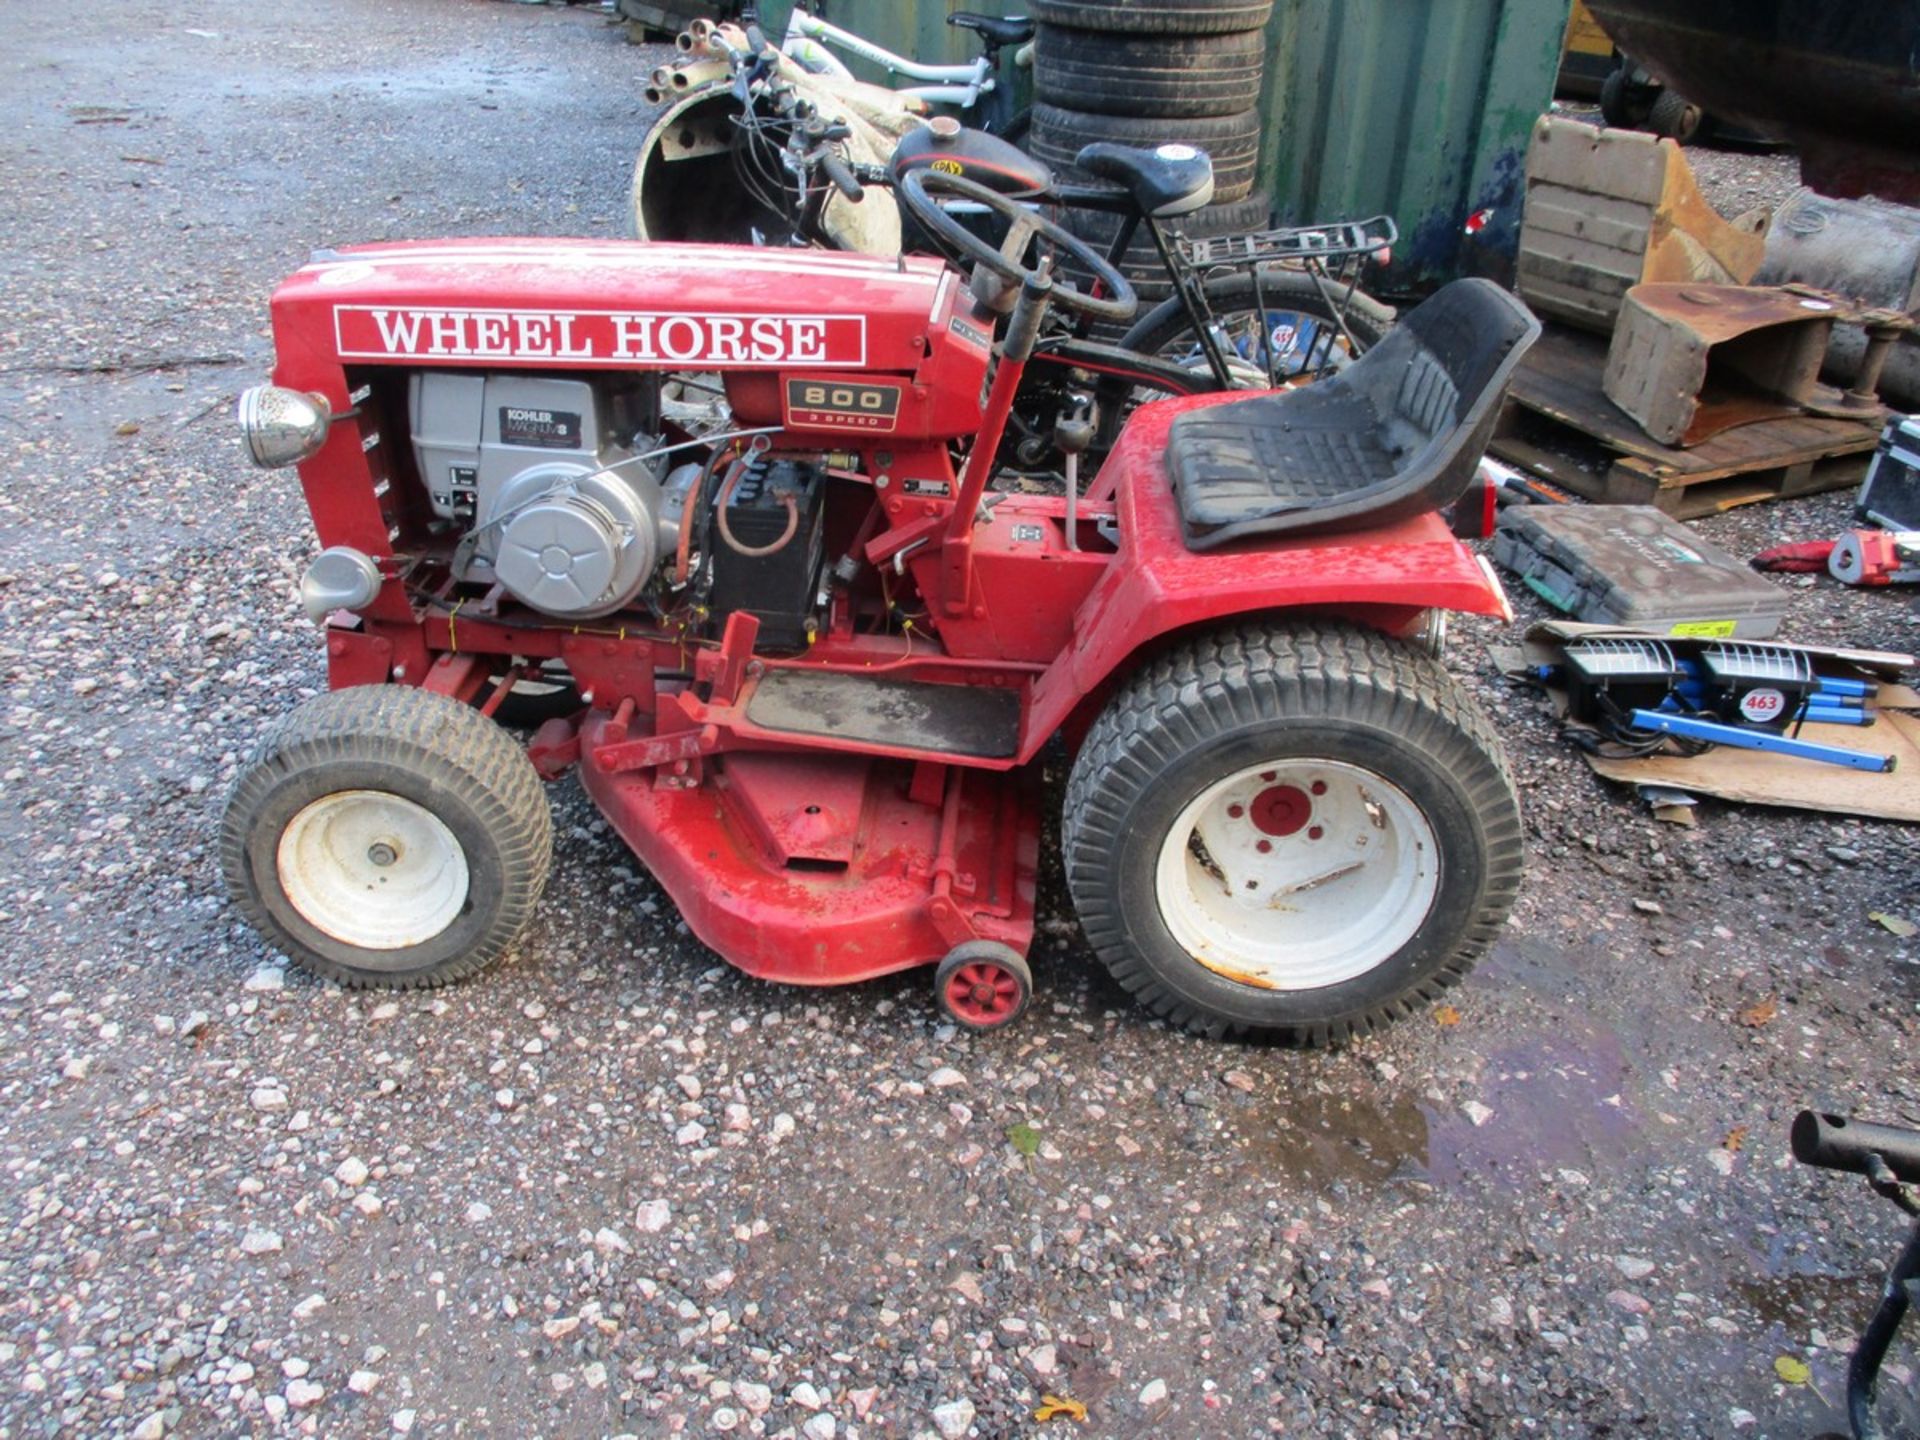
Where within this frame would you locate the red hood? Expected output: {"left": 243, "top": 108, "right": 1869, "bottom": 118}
{"left": 269, "top": 238, "right": 956, "bottom": 382}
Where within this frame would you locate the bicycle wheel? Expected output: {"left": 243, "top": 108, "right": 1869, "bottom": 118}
{"left": 1119, "top": 267, "right": 1395, "bottom": 385}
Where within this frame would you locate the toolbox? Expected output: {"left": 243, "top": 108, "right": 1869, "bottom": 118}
{"left": 1857, "top": 415, "right": 1920, "bottom": 531}
{"left": 1493, "top": 503, "right": 1790, "bottom": 639}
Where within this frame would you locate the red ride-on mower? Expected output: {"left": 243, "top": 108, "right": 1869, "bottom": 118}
{"left": 222, "top": 163, "right": 1538, "bottom": 1041}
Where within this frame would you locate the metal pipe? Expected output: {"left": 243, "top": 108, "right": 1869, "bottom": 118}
{"left": 1627, "top": 707, "right": 1895, "bottom": 771}
{"left": 1793, "top": 1112, "right": 1920, "bottom": 1184}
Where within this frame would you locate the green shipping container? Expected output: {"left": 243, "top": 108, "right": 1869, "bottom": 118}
{"left": 758, "top": 0, "right": 1566, "bottom": 288}
{"left": 1260, "top": 0, "right": 1570, "bottom": 289}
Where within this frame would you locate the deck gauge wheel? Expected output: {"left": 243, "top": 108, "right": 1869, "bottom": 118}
{"left": 935, "top": 941, "right": 1034, "bottom": 1030}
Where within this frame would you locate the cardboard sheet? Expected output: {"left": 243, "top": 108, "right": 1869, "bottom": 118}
{"left": 1582, "top": 709, "right": 1920, "bottom": 822}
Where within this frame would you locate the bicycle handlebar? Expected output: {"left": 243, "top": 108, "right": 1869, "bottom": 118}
{"left": 819, "top": 152, "right": 864, "bottom": 202}
{"left": 1792, "top": 1110, "right": 1920, "bottom": 1184}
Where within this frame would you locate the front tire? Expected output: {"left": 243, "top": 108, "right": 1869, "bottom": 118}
{"left": 1062, "top": 622, "right": 1521, "bottom": 1044}
{"left": 221, "top": 686, "right": 554, "bottom": 989}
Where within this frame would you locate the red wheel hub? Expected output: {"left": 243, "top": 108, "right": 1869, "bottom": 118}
{"left": 1249, "top": 784, "right": 1312, "bottom": 838}
{"left": 944, "top": 961, "right": 1022, "bottom": 1024}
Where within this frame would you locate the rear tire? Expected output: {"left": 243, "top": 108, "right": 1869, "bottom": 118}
{"left": 1062, "top": 622, "right": 1522, "bottom": 1044}
{"left": 1029, "top": 0, "right": 1275, "bottom": 35}
{"left": 1029, "top": 102, "right": 1260, "bottom": 202}
{"left": 1033, "top": 25, "right": 1267, "bottom": 117}
{"left": 221, "top": 686, "right": 554, "bottom": 989}
{"left": 1119, "top": 267, "right": 1395, "bottom": 380}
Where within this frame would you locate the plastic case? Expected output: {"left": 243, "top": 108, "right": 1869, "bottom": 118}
{"left": 1492, "top": 503, "right": 1789, "bottom": 639}
{"left": 1857, "top": 415, "right": 1920, "bottom": 531}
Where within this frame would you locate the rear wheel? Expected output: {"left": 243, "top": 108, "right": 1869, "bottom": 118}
{"left": 1119, "top": 267, "right": 1395, "bottom": 383}
{"left": 221, "top": 686, "right": 554, "bottom": 989}
{"left": 1062, "top": 622, "right": 1522, "bottom": 1043}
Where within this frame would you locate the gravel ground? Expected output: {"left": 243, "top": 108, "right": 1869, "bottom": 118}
{"left": 2, "top": 4, "right": 1917, "bottom": 1438}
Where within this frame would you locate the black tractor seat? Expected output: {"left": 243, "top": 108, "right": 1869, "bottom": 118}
{"left": 1075, "top": 141, "right": 1215, "bottom": 218}
{"left": 1165, "top": 278, "right": 1541, "bottom": 549}
{"left": 948, "top": 12, "right": 1035, "bottom": 47}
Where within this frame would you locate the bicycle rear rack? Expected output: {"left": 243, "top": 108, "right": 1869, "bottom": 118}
{"left": 1177, "top": 215, "right": 1397, "bottom": 269}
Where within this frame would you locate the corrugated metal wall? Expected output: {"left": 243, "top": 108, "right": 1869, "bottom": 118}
{"left": 1259, "top": 0, "right": 1570, "bottom": 289}
{"left": 761, "top": 1, "right": 1568, "bottom": 288}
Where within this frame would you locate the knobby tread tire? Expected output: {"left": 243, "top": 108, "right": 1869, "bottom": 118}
{"left": 221, "top": 685, "right": 554, "bottom": 990}
{"left": 1061, "top": 621, "right": 1523, "bottom": 1044}
{"left": 1029, "top": 0, "right": 1276, "bottom": 36}
{"left": 1029, "top": 102, "right": 1260, "bottom": 203}
{"left": 1033, "top": 24, "right": 1268, "bottom": 118}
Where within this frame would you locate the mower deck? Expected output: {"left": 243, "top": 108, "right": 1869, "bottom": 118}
{"left": 578, "top": 713, "right": 1039, "bottom": 985}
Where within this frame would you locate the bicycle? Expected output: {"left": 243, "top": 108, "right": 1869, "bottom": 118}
{"left": 1792, "top": 1110, "right": 1920, "bottom": 1440}
{"left": 683, "top": 30, "right": 1396, "bottom": 384}
{"left": 777, "top": 6, "right": 1034, "bottom": 140}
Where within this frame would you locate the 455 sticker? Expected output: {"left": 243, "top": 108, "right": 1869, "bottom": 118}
{"left": 785, "top": 378, "right": 901, "bottom": 433}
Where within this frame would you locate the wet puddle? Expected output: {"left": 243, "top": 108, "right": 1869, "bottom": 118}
{"left": 1239, "top": 1088, "right": 1434, "bottom": 1190}
{"left": 1239, "top": 937, "right": 1653, "bottom": 1194}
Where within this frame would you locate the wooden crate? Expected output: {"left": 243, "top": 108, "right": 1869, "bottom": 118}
{"left": 1491, "top": 324, "right": 1881, "bottom": 519}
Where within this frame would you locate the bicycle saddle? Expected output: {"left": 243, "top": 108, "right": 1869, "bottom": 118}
{"left": 1074, "top": 142, "right": 1214, "bottom": 218}
{"left": 1164, "top": 279, "right": 1542, "bottom": 548}
{"left": 948, "top": 12, "right": 1035, "bottom": 47}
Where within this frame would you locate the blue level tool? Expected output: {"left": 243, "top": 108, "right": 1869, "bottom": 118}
{"left": 1628, "top": 709, "right": 1895, "bottom": 772}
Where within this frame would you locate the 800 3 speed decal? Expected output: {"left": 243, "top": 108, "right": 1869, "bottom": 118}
{"left": 784, "top": 377, "right": 902, "bottom": 433}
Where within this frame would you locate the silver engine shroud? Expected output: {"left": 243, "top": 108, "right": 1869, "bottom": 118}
{"left": 409, "top": 372, "right": 678, "bottom": 619}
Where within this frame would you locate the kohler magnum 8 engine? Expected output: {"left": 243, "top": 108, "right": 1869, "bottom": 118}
{"left": 405, "top": 371, "right": 827, "bottom": 644}
{"left": 409, "top": 372, "right": 680, "bottom": 618}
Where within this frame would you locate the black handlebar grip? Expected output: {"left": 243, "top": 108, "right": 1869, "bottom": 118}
{"left": 821, "top": 153, "right": 865, "bottom": 203}
{"left": 1792, "top": 1110, "right": 1920, "bottom": 1184}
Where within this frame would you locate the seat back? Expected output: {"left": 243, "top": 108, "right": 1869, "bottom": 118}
{"left": 1351, "top": 277, "right": 1543, "bottom": 498}
{"left": 1163, "top": 278, "right": 1541, "bottom": 548}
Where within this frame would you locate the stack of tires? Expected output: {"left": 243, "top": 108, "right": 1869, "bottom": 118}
{"left": 1028, "top": 0, "right": 1276, "bottom": 325}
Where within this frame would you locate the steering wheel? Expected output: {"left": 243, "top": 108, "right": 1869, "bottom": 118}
{"left": 894, "top": 166, "right": 1138, "bottom": 324}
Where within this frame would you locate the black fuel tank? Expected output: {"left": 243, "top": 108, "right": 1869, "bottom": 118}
{"left": 889, "top": 117, "right": 1053, "bottom": 198}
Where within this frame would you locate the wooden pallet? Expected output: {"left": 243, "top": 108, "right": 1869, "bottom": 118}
{"left": 1491, "top": 323, "right": 1882, "bottom": 519}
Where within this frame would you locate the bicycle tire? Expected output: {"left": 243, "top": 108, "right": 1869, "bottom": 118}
{"left": 1028, "top": 102, "right": 1259, "bottom": 202}
{"left": 1058, "top": 192, "right": 1272, "bottom": 337}
{"left": 1119, "top": 267, "right": 1394, "bottom": 378}
{"left": 1032, "top": 24, "right": 1266, "bottom": 118}
{"left": 1029, "top": 0, "right": 1275, "bottom": 36}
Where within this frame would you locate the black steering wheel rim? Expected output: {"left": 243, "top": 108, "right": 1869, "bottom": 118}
{"left": 895, "top": 166, "right": 1138, "bottom": 323}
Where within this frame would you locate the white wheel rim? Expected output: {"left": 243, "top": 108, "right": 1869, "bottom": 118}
{"left": 1153, "top": 759, "right": 1440, "bottom": 991}
{"left": 276, "top": 790, "right": 470, "bottom": 951}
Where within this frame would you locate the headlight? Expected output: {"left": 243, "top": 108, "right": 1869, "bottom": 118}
{"left": 237, "top": 385, "right": 334, "bottom": 469}
{"left": 300, "top": 546, "right": 384, "bottom": 621}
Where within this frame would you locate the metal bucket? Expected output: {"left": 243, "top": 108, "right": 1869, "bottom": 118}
{"left": 630, "top": 88, "right": 789, "bottom": 245}
{"left": 1757, "top": 186, "right": 1920, "bottom": 407}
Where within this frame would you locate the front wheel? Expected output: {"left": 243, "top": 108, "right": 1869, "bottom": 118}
{"left": 221, "top": 686, "right": 554, "bottom": 989}
{"left": 1062, "top": 622, "right": 1522, "bottom": 1044}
